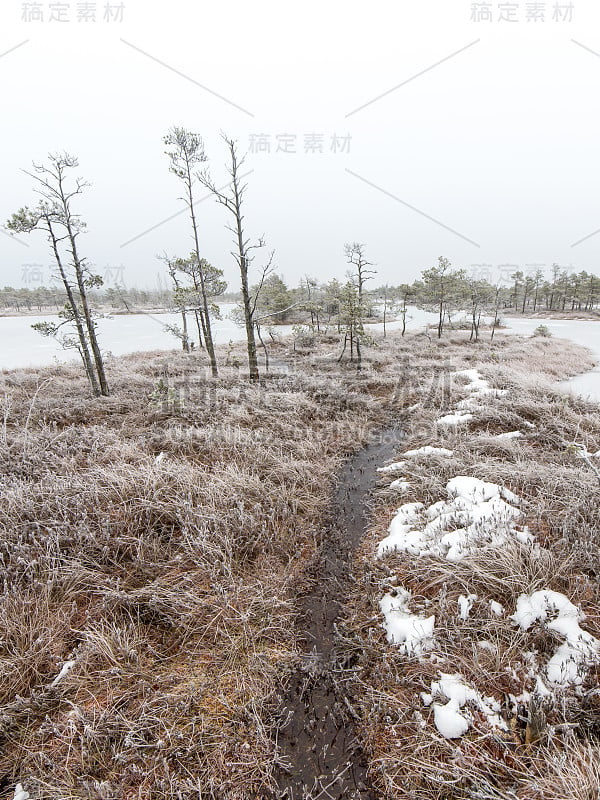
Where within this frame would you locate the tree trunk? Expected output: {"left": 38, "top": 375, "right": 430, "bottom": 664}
{"left": 193, "top": 309, "right": 205, "bottom": 349}
{"left": 47, "top": 218, "right": 99, "bottom": 395}
{"left": 57, "top": 173, "right": 109, "bottom": 396}
{"left": 181, "top": 310, "right": 190, "bottom": 352}
{"left": 256, "top": 323, "right": 269, "bottom": 372}
{"left": 187, "top": 173, "right": 218, "bottom": 376}
{"left": 231, "top": 175, "right": 259, "bottom": 381}
{"left": 337, "top": 333, "right": 348, "bottom": 363}
{"left": 68, "top": 231, "right": 110, "bottom": 396}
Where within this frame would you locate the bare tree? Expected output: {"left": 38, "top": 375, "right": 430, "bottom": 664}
{"left": 337, "top": 281, "right": 368, "bottom": 369}
{"left": 381, "top": 284, "right": 392, "bottom": 338}
{"left": 161, "top": 254, "right": 192, "bottom": 352}
{"left": 398, "top": 283, "right": 415, "bottom": 337}
{"left": 7, "top": 153, "right": 109, "bottom": 396}
{"left": 198, "top": 135, "right": 267, "bottom": 382}
{"left": 164, "top": 127, "right": 218, "bottom": 376}
{"left": 344, "top": 242, "right": 376, "bottom": 305}
{"left": 490, "top": 283, "right": 505, "bottom": 342}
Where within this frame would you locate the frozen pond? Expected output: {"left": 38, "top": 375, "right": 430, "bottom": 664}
{"left": 1, "top": 305, "right": 598, "bottom": 403}
{"left": 501, "top": 317, "right": 600, "bottom": 403}
{"left": 0, "top": 305, "right": 438, "bottom": 370}
{"left": 0, "top": 305, "right": 260, "bottom": 370}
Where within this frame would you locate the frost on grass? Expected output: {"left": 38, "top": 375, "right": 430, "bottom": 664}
{"left": 382, "top": 445, "right": 454, "bottom": 491}
{"left": 454, "top": 368, "right": 493, "bottom": 396}
{"left": 511, "top": 590, "right": 600, "bottom": 687}
{"left": 421, "top": 673, "right": 507, "bottom": 739}
{"left": 454, "top": 368, "right": 507, "bottom": 410}
{"left": 377, "top": 476, "right": 530, "bottom": 562}
{"left": 436, "top": 369, "right": 506, "bottom": 425}
{"left": 379, "top": 586, "right": 435, "bottom": 656}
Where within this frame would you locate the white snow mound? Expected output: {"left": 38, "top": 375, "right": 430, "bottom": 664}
{"left": 423, "top": 672, "right": 507, "bottom": 739}
{"left": 511, "top": 590, "right": 600, "bottom": 687}
{"left": 378, "top": 477, "right": 529, "bottom": 562}
{"left": 403, "top": 446, "right": 454, "bottom": 458}
{"left": 379, "top": 587, "right": 435, "bottom": 656}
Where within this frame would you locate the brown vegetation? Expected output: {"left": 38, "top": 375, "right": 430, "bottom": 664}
{"left": 0, "top": 331, "right": 597, "bottom": 798}
{"left": 344, "top": 334, "right": 600, "bottom": 800}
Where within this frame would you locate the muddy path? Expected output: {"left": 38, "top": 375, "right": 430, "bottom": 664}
{"left": 275, "top": 426, "right": 403, "bottom": 800}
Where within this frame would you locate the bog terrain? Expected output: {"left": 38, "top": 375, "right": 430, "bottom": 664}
{"left": 0, "top": 330, "right": 599, "bottom": 800}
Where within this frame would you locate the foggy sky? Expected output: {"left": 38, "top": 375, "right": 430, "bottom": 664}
{"left": 1, "top": 0, "right": 599, "bottom": 293}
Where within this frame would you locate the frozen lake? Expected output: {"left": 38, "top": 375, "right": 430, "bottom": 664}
{"left": 0, "top": 305, "right": 248, "bottom": 370}
{"left": 501, "top": 317, "right": 600, "bottom": 403}
{"left": 0, "top": 305, "right": 438, "bottom": 370}
{"left": 1, "top": 306, "right": 598, "bottom": 402}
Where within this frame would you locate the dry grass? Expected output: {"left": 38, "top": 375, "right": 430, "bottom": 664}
{"left": 0, "top": 330, "right": 597, "bottom": 798}
{"left": 344, "top": 332, "right": 600, "bottom": 800}
{"left": 0, "top": 343, "right": 394, "bottom": 799}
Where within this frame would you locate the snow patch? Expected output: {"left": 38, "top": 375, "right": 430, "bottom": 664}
{"left": 454, "top": 369, "right": 493, "bottom": 396}
{"left": 433, "top": 700, "right": 470, "bottom": 739}
{"left": 379, "top": 587, "right": 435, "bottom": 656}
{"left": 441, "top": 369, "right": 507, "bottom": 419}
{"left": 490, "top": 600, "right": 504, "bottom": 617}
{"left": 511, "top": 590, "right": 600, "bottom": 687}
{"left": 458, "top": 594, "right": 477, "bottom": 621}
{"left": 13, "top": 786, "right": 29, "bottom": 800}
{"left": 389, "top": 479, "right": 411, "bottom": 492}
{"left": 495, "top": 431, "right": 523, "bottom": 440}
{"left": 423, "top": 672, "right": 507, "bottom": 739}
{"left": 377, "top": 461, "right": 406, "bottom": 474}
{"left": 436, "top": 412, "right": 474, "bottom": 428}
{"left": 403, "top": 446, "right": 454, "bottom": 458}
{"left": 378, "top": 477, "right": 528, "bottom": 562}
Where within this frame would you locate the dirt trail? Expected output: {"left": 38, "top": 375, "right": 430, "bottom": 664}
{"left": 275, "top": 427, "right": 403, "bottom": 800}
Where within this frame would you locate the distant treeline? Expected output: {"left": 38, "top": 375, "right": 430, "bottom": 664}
{"left": 3, "top": 263, "right": 599, "bottom": 318}
{"left": 0, "top": 285, "right": 243, "bottom": 313}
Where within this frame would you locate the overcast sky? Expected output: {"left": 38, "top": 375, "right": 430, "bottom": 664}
{"left": 1, "top": 0, "right": 599, "bottom": 293}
